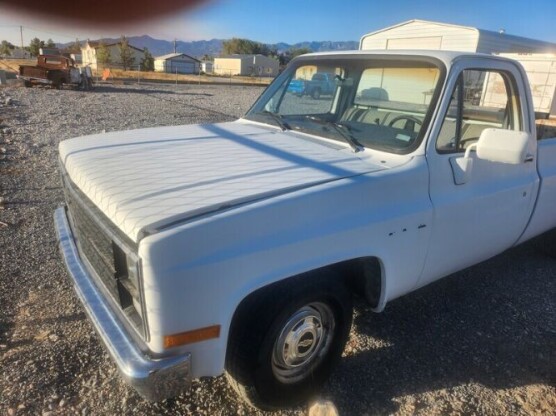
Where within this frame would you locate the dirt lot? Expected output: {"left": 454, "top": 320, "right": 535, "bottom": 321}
{"left": 0, "top": 83, "right": 555, "bottom": 416}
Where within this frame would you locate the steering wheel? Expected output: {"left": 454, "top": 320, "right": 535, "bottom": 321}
{"left": 388, "top": 115, "right": 423, "bottom": 131}
{"left": 458, "top": 136, "right": 480, "bottom": 150}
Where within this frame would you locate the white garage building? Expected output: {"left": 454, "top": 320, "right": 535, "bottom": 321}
{"left": 154, "top": 53, "right": 200, "bottom": 74}
{"left": 360, "top": 20, "right": 556, "bottom": 117}
{"left": 360, "top": 20, "right": 556, "bottom": 54}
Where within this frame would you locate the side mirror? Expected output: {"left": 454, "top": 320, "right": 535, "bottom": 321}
{"left": 475, "top": 128, "right": 530, "bottom": 164}
{"left": 449, "top": 128, "right": 531, "bottom": 185}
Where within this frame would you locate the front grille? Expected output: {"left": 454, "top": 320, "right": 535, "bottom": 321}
{"left": 66, "top": 189, "right": 120, "bottom": 298}
{"left": 61, "top": 167, "right": 147, "bottom": 340}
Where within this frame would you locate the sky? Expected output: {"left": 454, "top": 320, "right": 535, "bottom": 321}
{"left": 0, "top": 0, "right": 555, "bottom": 46}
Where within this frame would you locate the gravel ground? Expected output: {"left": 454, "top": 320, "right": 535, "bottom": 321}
{"left": 0, "top": 82, "right": 555, "bottom": 416}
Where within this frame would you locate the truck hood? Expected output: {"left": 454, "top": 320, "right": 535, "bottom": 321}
{"left": 59, "top": 121, "right": 384, "bottom": 242}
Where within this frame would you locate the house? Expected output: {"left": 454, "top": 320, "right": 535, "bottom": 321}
{"left": 213, "top": 54, "right": 279, "bottom": 77}
{"left": 70, "top": 53, "right": 82, "bottom": 65}
{"left": 81, "top": 40, "right": 145, "bottom": 71}
{"left": 9, "top": 48, "right": 31, "bottom": 59}
{"left": 360, "top": 19, "right": 556, "bottom": 54}
{"left": 201, "top": 61, "right": 213, "bottom": 74}
{"left": 154, "top": 53, "right": 200, "bottom": 74}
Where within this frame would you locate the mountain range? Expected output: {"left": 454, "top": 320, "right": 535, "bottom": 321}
{"left": 60, "top": 35, "right": 359, "bottom": 58}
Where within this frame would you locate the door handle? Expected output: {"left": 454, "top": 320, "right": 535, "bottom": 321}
{"left": 524, "top": 154, "right": 534, "bottom": 163}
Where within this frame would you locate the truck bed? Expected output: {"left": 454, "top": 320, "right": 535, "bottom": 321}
{"left": 536, "top": 118, "right": 556, "bottom": 140}
{"left": 19, "top": 65, "right": 49, "bottom": 80}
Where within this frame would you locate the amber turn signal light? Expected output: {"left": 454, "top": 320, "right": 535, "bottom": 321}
{"left": 164, "top": 325, "right": 221, "bottom": 348}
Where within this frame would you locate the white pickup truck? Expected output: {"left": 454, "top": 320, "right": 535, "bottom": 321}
{"left": 54, "top": 50, "right": 556, "bottom": 409}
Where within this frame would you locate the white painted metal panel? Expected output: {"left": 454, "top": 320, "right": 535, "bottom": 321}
{"left": 361, "top": 19, "right": 556, "bottom": 55}
{"left": 500, "top": 53, "right": 556, "bottom": 116}
{"left": 421, "top": 56, "right": 539, "bottom": 287}
{"left": 386, "top": 36, "right": 442, "bottom": 50}
{"left": 477, "top": 31, "right": 556, "bottom": 54}
{"left": 361, "top": 20, "right": 479, "bottom": 52}
{"left": 518, "top": 138, "right": 556, "bottom": 242}
{"left": 155, "top": 58, "right": 199, "bottom": 74}
{"left": 139, "top": 155, "right": 432, "bottom": 368}
{"left": 59, "top": 121, "right": 380, "bottom": 242}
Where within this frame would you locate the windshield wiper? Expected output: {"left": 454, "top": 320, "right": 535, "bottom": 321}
{"left": 259, "top": 111, "right": 291, "bottom": 131}
{"left": 305, "top": 116, "right": 364, "bottom": 152}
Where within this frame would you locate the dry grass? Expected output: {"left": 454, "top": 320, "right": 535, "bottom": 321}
{"left": 103, "top": 68, "right": 273, "bottom": 85}
{"left": 0, "top": 59, "right": 35, "bottom": 73}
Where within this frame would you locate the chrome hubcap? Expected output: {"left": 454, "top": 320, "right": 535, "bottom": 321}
{"left": 271, "top": 302, "right": 335, "bottom": 383}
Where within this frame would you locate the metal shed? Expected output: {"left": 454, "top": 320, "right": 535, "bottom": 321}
{"left": 213, "top": 55, "right": 279, "bottom": 77}
{"left": 360, "top": 20, "right": 556, "bottom": 54}
{"left": 154, "top": 53, "right": 200, "bottom": 74}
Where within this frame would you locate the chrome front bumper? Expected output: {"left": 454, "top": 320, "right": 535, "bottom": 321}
{"left": 54, "top": 206, "right": 191, "bottom": 401}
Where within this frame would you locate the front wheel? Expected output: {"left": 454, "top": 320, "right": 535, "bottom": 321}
{"left": 225, "top": 272, "right": 352, "bottom": 409}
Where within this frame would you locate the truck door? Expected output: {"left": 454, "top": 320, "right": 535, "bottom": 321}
{"left": 419, "top": 58, "right": 539, "bottom": 287}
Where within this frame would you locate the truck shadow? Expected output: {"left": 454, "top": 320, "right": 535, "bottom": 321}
{"left": 325, "top": 240, "right": 555, "bottom": 415}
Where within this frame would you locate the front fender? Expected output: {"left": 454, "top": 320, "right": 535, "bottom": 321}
{"left": 139, "top": 156, "right": 432, "bottom": 378}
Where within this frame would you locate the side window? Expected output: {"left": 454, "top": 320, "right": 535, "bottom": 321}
{"left": 436, "top": 69, "right": 522, "bottom": 153}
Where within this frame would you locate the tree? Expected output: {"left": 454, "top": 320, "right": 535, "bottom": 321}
{"left": 29, "top": 37, "right": 42, "bottom": 57}
{"left": 222, "top": 38, "right": 270, "bottom": 56}
{"left": 279, "top": 47, "right": 313, "bottom": 66}
{"left": 68, "top": 38, "right": 82, "bottom": 54}
{"left": 289, "top": 47, "right": 312, "bottom": 59}
{"left": 118, "top": 35, "right": 135, "bottom": 71}
{"left": 46, "top": 38, "right": 56, "bottom": 48}
{"left": 0, "top": 40, "right": 13, "bottom": 57}
{"left": 96, "top": 40, "right": 111, "bottom": 68}
{"left": 140, "top": 47, "right": 154, "bottom": 71}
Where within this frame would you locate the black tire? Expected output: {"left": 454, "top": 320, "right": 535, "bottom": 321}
{"left": 225, "top": 271, "right": 352, "bottom": 409}
{"left": 311, "top": 88, "right": 321, "bottom": 100}
{"left": 24, "top": 81, "right": 32, "bottom": 88}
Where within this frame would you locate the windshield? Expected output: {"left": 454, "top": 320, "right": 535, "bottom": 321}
{"left": 245, "top": 56, "right": 444, "bottom": 154}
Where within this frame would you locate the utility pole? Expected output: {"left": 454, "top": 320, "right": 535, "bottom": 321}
{"left": 173, "top": 39, "right": 177, "bottom": 54}
{"left": 20, "top": 26, "right": 24, "bottom": 49}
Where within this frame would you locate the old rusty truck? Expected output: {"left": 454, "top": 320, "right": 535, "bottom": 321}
{"left": 18, "top": 55, "right": 92, "bottom": 89}
{"left": 54, "top": 50, "right": 556, "bottom": 409}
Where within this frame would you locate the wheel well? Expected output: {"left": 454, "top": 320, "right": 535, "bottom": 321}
{"left": 330, "top": 257, "right": 383, "bottom": 308}
{"left": 230, "top": 257, "right": 383, "bottom": 336}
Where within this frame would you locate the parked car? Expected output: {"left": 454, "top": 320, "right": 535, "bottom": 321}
{"left": 304, "top": 72, "right": 337, "bottom": 99}
{"left": 286, "top": 78, "right": 306, "bottom": 96}
{"left": 54, "top": 50, "right": 556, "bottom": 409}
